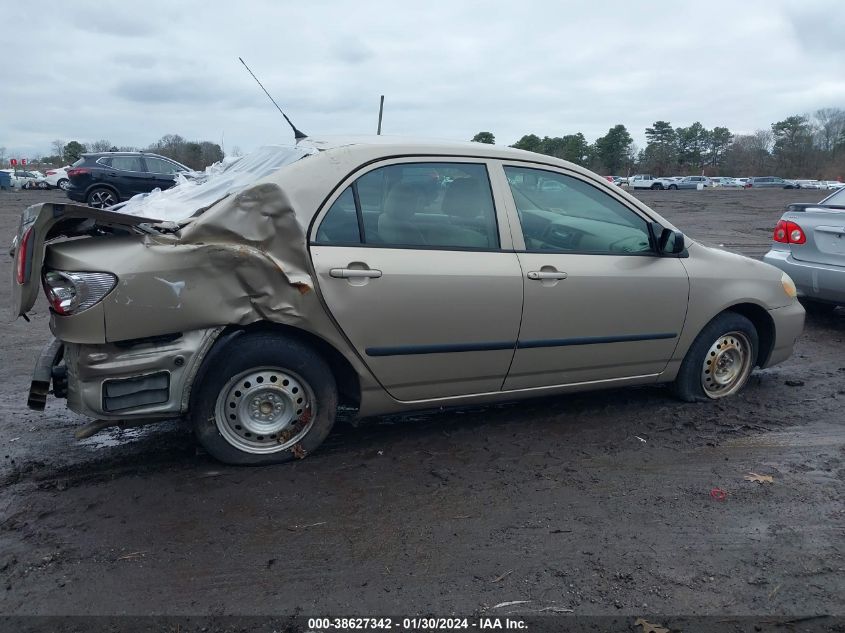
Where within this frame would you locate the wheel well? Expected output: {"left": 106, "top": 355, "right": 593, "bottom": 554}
{"left": 218, "top": 322, "right": 361, "bottom": 409}
{"left": 85, "top": 183, "right": 120, "bottom": 200}
{"left": 724, "top": 303, "right": 775, "bottom": 366}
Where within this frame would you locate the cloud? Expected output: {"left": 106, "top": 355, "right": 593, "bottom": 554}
{"left": 2, "top": 0, "right": 844, "bottom": 158}
{"left": 114, "top": 78, "right": 231, "bottom": 105}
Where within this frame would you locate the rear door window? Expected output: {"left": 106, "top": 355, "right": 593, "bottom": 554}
{"left": 315, "top": 162, "right": 500, "bottom": 249}
{"left": 110, "top": 156, "right": 144, "bottom": 172}
{"left": 314, "top": 187, "right": 361, "bottom": 244}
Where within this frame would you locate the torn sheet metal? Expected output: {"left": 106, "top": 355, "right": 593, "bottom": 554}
{"left": 113, "top": 145, "right": 316, "bottom": 221}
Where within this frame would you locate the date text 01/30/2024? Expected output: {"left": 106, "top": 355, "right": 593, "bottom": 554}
{"left": 306, "top": 617, "right": 528, "bottom": 630}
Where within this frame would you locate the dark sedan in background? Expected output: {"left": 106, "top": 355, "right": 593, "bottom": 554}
{"left": 66, "top": 151, "right": 191, "bottom": 208}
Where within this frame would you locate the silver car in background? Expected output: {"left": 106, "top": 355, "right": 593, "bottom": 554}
{"left": 666, "top": 176, "right": 712, "bottom": 190}
{"left": 764, "top": 187, "right": 845, "bottom": 311}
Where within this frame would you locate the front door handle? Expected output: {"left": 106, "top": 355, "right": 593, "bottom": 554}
{"left": 330, "top": 268, "right": 382, "bottom": 279}
{"left": 527, "top": 271, "right": 567, "bottom": 280}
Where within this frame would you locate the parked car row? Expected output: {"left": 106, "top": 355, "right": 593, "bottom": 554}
{"left": 606, "top": 174, "right": 844, "bottom": 191}
{"left": 2, "top": 151, "right": 192, "bottom": 205}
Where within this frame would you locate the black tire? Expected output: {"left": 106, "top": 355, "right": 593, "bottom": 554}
{"left": 57, "top": 178, "right": 70, "bottom": 191}
{"left": 86, "top": 186, "right": 119, "bottom": 208}
{"left": 800, "top": 299, "right": 837, "bottom": 315}
{"left": 668, "top": 184, "right": 678, "bottom": 190}
{"left": 190, "top": 332, "right": 338, "bottom": 465}
{"left": 651, "top": 183, "right": 661, "bottom": 190}
{"left": 672, "top": 312, "right": 758, "bottom": 402}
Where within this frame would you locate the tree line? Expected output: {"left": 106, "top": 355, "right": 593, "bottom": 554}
{"left": 472, "top": 108, "right": 845, "bottom": 179}
{"left": 35, "top": 135, "right": 225, "bottom": 170}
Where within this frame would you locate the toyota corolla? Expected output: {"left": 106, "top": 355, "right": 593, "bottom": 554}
{"left": 9, "top": 137, "right": 805, "bottom": 464}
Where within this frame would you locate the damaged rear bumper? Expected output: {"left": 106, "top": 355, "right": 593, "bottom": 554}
{"left": 30, "top": 327, "right": 222, "bottom": 420}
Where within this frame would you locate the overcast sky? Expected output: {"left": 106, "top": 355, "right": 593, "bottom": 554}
{"left": 2, "top": 0, "right": 844, "bottom": 159}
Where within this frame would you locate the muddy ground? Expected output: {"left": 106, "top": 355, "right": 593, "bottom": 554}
{"left": 0, "top": 188, "right": 842, "bottom": 621}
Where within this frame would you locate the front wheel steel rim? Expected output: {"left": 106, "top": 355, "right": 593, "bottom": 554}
{"left": 701, "top": 331, "right": 753, "bottom": 398}
{"left": 214, "top": 367, "right": 316, "bottom": 454}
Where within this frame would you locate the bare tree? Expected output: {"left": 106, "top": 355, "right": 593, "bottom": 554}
{"left": 51, "top": 139, "right": 65, "bottom": 159}
{"left": 813, "top": 108, "right": 845, "bottom": 154}
{"left": 88, "top": 139, "right": 114, "bottom": 153}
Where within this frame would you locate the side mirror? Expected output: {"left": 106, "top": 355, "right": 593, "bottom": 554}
{"left": 659, "top": 228, "right": 685, "bottom": 254}
{"left": 649, "top": 222, "right": 685, "bottom": 255}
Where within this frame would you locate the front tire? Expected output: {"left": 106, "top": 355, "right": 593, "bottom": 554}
{"left": 672, "top": 312, "right": 758, "bottom": 402}
{"left": 668, "top": 184, "right": 678, "bottom": 190}
{"left": 190, "top": 333, "right": 338, "bottom": 465}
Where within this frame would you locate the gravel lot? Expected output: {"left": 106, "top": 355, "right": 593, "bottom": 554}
{"left": 0, "top": 188, "right": 842, "bottom": 621}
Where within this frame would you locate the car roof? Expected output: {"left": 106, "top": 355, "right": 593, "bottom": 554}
{"left": 300, "top": 135, "right": 554, "bottom": 163}
{"left": 81, "top": 151, "right": 179, "bottom": 160}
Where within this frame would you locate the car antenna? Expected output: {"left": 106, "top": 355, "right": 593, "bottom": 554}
{"left": 238, "top": 57, "right": 307, "bottom": 141}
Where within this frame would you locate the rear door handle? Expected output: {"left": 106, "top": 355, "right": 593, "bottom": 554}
{"left": 330, "top": 268, "right": 382, "bottom": 279}
{"left": 527, "top": 271, "right": 567, "bottom": 280}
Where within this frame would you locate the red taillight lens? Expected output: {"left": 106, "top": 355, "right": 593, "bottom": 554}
{"left": 788, "top": 225, "right": 806, "bottom": 244}
{"left": 66, "top": 167, "right": 89, "bottom": 178}
{"left": 42, "top": 272, "right": 77, "bottom": 315}
{"left": 15, "top": 226, "right": 33, "bottom": 284}
{"left": 773, "top": 220, "right": 806, "bottom": 245}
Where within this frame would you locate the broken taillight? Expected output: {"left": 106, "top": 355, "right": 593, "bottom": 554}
{"left": 42, "top": 271, "right": 117, "bottom": 316}
{"left": 773, "top": 220, "right": 806, "bottom": 245}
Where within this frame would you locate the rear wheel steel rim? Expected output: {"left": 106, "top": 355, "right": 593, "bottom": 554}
{"left": 701, "top": 331, "right": 752, "bottom": 398}
{"left": 214, "top": 366, "right": 316, "bottom": 454}
{"left": 89, "top": 190, "right": 116, "bottom": 208}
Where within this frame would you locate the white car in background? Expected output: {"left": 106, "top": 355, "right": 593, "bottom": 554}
{"left": 629, "top": 174, "right": 676, "bottom": 190}
{"left": 822, "top": 180, "right": 844, "bottom": 190}
{"left": 795, "top": 179, "right": 823, "bottom": 189}
{"left": 1, "top": 170, "right": 48, "bottom": 189}
{"left": 44, "top": 167, "right": 71, "bottom": 190}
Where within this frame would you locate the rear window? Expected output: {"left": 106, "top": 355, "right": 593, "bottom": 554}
{"left": 71, "top": 158, "right": 85, "bottom": 168}
{"left": 824, "top": 188, "right": 845, "bottom": 205}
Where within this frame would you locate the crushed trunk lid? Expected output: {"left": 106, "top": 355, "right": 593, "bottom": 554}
{"left": 9, "top": 202, "right": 160, "bottom": 320}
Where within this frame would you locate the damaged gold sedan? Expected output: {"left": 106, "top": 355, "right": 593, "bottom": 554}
{"left": 10, "top": 137, "right": 805, "bottom": 464}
